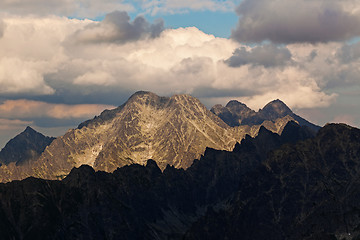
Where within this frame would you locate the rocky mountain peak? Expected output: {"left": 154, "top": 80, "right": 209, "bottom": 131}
{"left": 225, "top": 100, "right": 249, "bottom": 110}
{"left": 0, "top": 127, "right": 55, "bottom": 166}
{"left": 210, "top": 104, "right": 226, "bottom": 115}
{"left": 212, "top": 98, "right": 320, "bottom": 131}
{"left": 24, "top": 126, "right": 37, "bottom": 134}
{"left": 210, "top": 100, "right": 256, "bottom": 127}
{"left": 171, "top": 93, "right": 198, "bottom": 102}
{"left": 127, "top": 91, "right": 170, "bottom": 107}
{"left": 260, "top": 99, "right": 292, "bottom": 117}
{"left": 124, "top": 92, "right": 205, "bottom": 114}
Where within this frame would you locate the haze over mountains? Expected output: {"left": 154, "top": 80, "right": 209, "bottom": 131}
{"left": 0, "top": 91, "right": 309, "bottom": 182}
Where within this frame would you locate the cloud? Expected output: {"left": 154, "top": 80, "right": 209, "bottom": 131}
{"left": 287, "top": 41, "right": 360, "bottom": 90}
{"left": 0, "top": 0, "right": 134, "bottom": 18}
{"left": 71, "top": 11, "right": 164, "bottom": 44}
{"left": 337, "top": 41, "right": 360, "bottom": 63}
{"left": 52, "top": 26, "right": 240, "bottom": 101}
{"left": 0, "top": 58, "right": 55, "bottom": 95}
{"left": 225, "top": 44, "right": 292, "bottom": 68}
{"left": 0, "top": 15, "right": 345, "bottom": 114}
{"left": 0, "top": 0, "right": 236, "bottom": 18}
{"left": 73, "top": 71, "right": 115, "bottom": 86}
{"left": 0, "top": 16, "right": 84, "bottom": 96}
{"left": 232, "top": 0, "right": 360, "bottom": 44}
{"left": 331, "top": 114, "right": 356, "bottom": 125}
{"left": 211, "top": 61, "right": 338, "bottom": 110}
{"left": 0, "top": 20, "right": 5, "bottom": 38}
{"left": 0, "top": 118, "right": 33, "bottom": 131}
{"left": 0, "top": 99, "right": 115, "bottom": 120}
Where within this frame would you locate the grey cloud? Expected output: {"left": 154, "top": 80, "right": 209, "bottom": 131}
{"left": 43, "top": 71, "right": 135, "bottom": 106}
{"left": 0, "top": 0, "right": 68, "bottom": 15}
{"left": 26, "top": 117, "right": 88, "bottom": 128}
{"left": 72, "top": 11, "right": 164, "bottom": 44}
{"left": 0, "top": 0, "right": 134, "bottom": 18}
{"left": 225, "top": 44, "right": 292, "bottom": 68}
{"left": 337, "top": 42, "right": 360, "bottom": 63}
{"left": 308, "top": 50, "right": 318, "bottom": 62}
{"left": 232, "top": 0, "right": 360, "bottom": 44}
{"left": 192, "top": 87, "right": 259, "bottom": 99}
{"left": 0, "top": 20, "right": 5, "bottom": 38}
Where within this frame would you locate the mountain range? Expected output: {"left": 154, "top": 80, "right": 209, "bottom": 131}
{"left": 0, "top": 91, "right": 307, "bottom": 182}
{"left": 0, "top": 91, "right": 359, "bottom": 239}
{"left": 0, "top": 122, "right": 359, "bottom": 239}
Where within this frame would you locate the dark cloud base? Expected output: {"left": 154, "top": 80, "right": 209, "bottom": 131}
{"left": 232, "top": 0, "right": 360, "bottom": 44}
{"left": 71, "top": 11, "right": 164, "bottom": 45}
{"left": 225, "top": 44, "right": 292, "bottom": 68}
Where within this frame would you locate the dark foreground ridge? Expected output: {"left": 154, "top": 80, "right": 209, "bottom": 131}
{"left": 1, "top": 123, "right": 360, "bottom": 239}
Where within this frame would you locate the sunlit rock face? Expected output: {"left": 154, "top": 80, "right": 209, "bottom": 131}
{"left": 0, "top": 91, "right": 301, "bottom": 181}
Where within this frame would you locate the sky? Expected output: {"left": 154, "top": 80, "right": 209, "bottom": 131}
{"left": 1, "top": 0, "right": 360, "bottom": 148}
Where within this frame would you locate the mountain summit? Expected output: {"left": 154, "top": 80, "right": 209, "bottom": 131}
{"left": 0, "top": 127, "right": 55, "bottom": 166}
{"left": 211, "top": 100, "right": 256, "bottom": 126}
{"left": 260, "top": 99, "right": 293, "bottom": 118}
{"left": 211, "top": 99, "right": 319, "bottom": 131}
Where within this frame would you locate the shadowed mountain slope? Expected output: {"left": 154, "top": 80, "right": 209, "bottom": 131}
{"left": 0, "top": 127, "right": 55, "bottom": 166}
